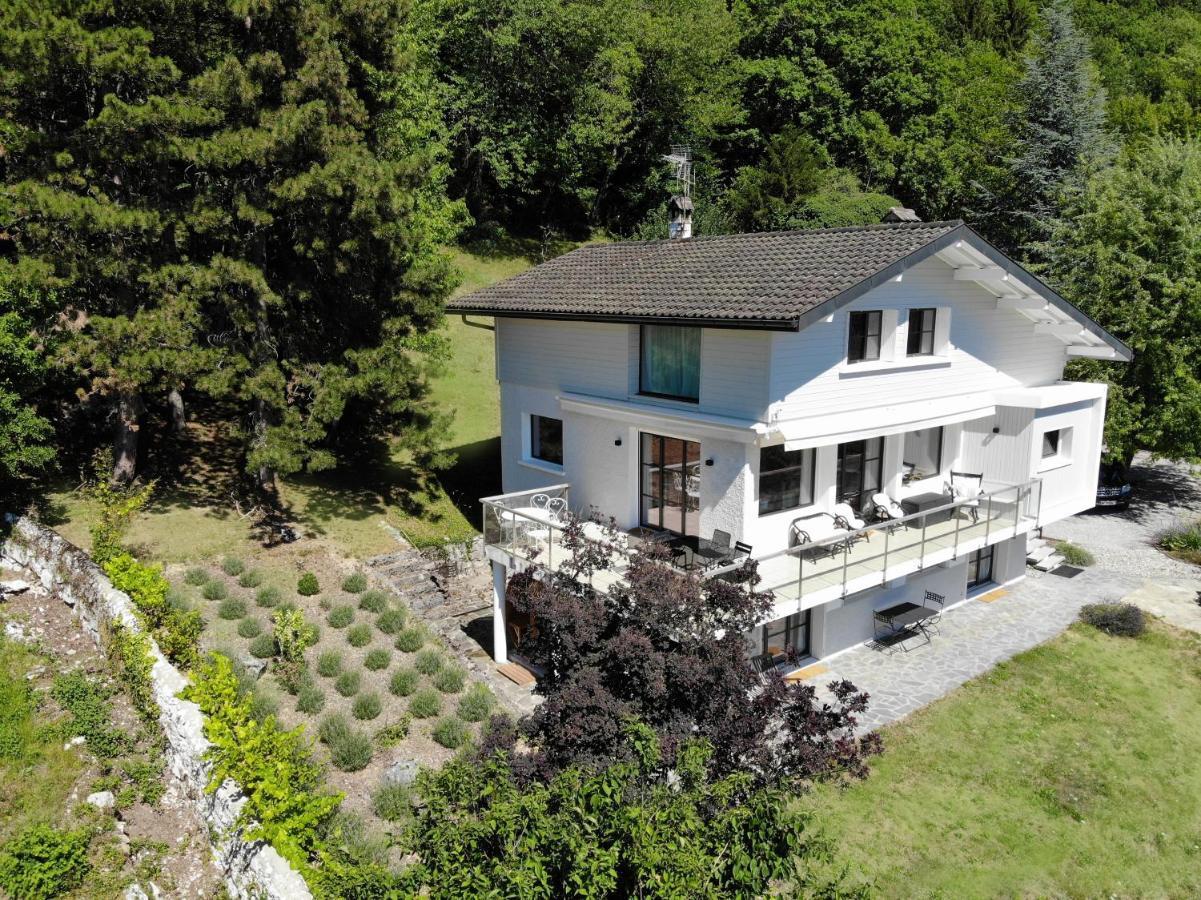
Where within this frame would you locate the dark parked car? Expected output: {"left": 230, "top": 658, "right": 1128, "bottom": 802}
{"left": 1095, "top": 461, "right": 1132, "bottom": 510}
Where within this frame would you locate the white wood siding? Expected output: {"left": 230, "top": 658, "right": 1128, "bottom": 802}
{"left": 767, "top": 257, "right": 1069, "bottom": 421}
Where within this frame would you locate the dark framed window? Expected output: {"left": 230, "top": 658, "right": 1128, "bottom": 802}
{"left": 763, "top": 611, "right": 811, "bottom": 660}
{"left": 907, "top": 308, "right": 937, "bottom": 356}
{"left": 758, "top": 445, "right": 815, "bottom": 515}
{"left": 847, "top": 311, "right": 882, "bottom": 363}
{"left": 639, "top": 325, "right": 700, "bottom": 401}
{"left": 967, "top": 545, "right": 994, "bottom": 589}
{"left": 530, "top": 415, "right": 563, "bottom": 466}
{"left": 639, "top": 432, "right": 701, "bottom": 536}
{"left": 902, "top": 427, "right": 944, "bottom": 481}
{"left": 836, "top": 437, "right": 884, "bottom": 513}
{"left": 1042, "top": 429, "right": 1060, "bottom": 459}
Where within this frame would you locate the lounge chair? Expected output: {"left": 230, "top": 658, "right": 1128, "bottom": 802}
{"left": 832, "top": 501, "right": 866, "bottom": 532}
{"left": 947, "top": 471, "right": 984, "bottom": 523}
{"left": 871, "top": 492, "right": 908, "bottom": 531}
{"left": 789, "top": 512, "right": 850, "bottom": 557}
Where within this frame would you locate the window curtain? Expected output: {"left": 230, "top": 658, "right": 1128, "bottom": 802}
{"left": 641, "top": 325, "right": 700, "bottom": 400}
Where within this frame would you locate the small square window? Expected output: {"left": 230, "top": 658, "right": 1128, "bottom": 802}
{"left": 907, "top": 308, "right": 936, "bottom": 356}
{"left": 531, "top": 415, "right": 563, "bottom": 466}
{"left": 1042, "top": 429, "right": 1060, "bottom": 459}
{"left": 848, "top": 311, "right": 882, "bottom": 363}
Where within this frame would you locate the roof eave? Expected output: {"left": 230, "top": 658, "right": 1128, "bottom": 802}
{"left": 445, "top": 307, "right": 801, "bottom": 332}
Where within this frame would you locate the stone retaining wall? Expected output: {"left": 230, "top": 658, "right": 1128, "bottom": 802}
{"left": 1, "top": 517, "right": 312, "bottom": 900}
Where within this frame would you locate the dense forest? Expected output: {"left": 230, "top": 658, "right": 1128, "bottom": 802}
{"left": 2, "top": 0, "right": 1200, "bottom": 500}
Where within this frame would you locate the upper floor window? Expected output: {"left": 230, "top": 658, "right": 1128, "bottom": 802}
{"left": 759, "top": 445, "right": 815, "bottom": 515}
{"left": 903, "top": 426, "right": 944, "bottom": 482}
{"left": 640, "top": 324, "right": 700, "bottom": 401}
{"left": 847, "top": 311, "right": 882, "bottom": 363}
{"left": 530, "top": 414, "right": 563, "bottom": 466}
{"left": 907, "top": 308, "right": 937, "bottom": 356}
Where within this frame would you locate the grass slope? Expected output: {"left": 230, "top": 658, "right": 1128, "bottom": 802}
{"left": 803, "top": 621, "right": 1201, "bottom": 897}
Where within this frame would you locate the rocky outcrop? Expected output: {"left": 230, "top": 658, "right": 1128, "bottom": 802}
{"left": 0, "top": 516, "right": 312, "bottom": 900}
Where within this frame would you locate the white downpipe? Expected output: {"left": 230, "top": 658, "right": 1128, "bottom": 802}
{"left": 491, "top": 561, "right": 508, "bottom": 665}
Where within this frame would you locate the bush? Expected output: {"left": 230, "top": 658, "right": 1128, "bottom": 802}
{"left": 395, "top": 627, "right": 424, "bottom": 653}
{"left": 375, "top": 608, "right": 406, "bottom": 635}
{"left": 51, "top": 671, "right": 131, "bottom": 759}
{"left": 273, "top": 608, "right": 319, "bottom": 663}
{"left": 256, "top": 586, "right": 281, "bottom": 608}
{"left": 347, "top": 624, "right": 372, "bottom": 647}
{"left": 364, "top": 648, "right": 391, "bottom": 671}
{"left": 297, "top": 684, "right": 326, "bottom": 714}
{"left": 458, "top": 683, "right": 495, "bottom": 722}
{"left": 433, "top": 716, "right": 469, "bottom": 749}
{"left": 353, "top": 692, "right": 382, "bottom": 721}
{"left": 317, "top": 651, "right": 343, "bottom": 678}
{"left": 372, "top": 783, "right": 414, "bottom": 822}
{"left": 1159, "top": 521, "right": 1201, "bottom": 563}
{"left": 434, "top": 666, "right": 467, "bottom": 694}
{"left": 238, "top": 617, "right": 263, "bottom": 639}
{"left": 342, "top": 573, "right": 368, "bottom": 594}
{"left": 335, "top": 670, "right": 362, "bottom": 697}
{"left": 0, "top": 824, "right": 91, "bottom": 899}
{"left": 276, "top": 659, "right": 310, "bottom": 695}
{"left": 319, "top": 715, "right": 373, "bottom": 772}
{"left": 106, "top": 553, "right": 203, "bottom": 669}
{"left": 374, "top": 717, "right": 411, "bottom": 748}
{"left": 1080, "top": 602, "right": 1146, "bottom": 637}
{"left": 218, "top": 597, "right": 248, "bottom": 620}
{"left": 319, "top": 597, "right": 332, "bottom": 612}
{"left": 250, "top": 690, "right": 279, "bottom": 722}
{"left": 222, "top": 556, "right": 245, "bottom": 576}
{"left": 249, "top": 633, "right": 278, "bottom": 659}
{"left": 298, "top": 572, "right": 320, "bottom": 596}
{"left": 327, "top": 605, "right": 354, "bottom": 629}
{"left": 414, "top": 649, "right": 443, "bottom": 676}
{"left": 358, "top": 591, "right": 387, "bottom": 614}
{"left": 409, "top": 688, "right": 441, "bottom": 719}
{"left": 1056, "top": 542, "right": 1095, "bottom": 566}
{"left": 184, "top": 567, "right": 210, "bottom": 586}
{"left": 202, "top": 580, "right": 228, "bottom": 601}
{"left": 238, "top": 569, "right": 264, "bottom": 588}
{"left": 389, "top": 668, "right": 420, "bottom": 697}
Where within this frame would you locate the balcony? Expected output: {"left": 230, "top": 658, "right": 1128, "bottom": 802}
{"left": 481, "top": 480, "right": 1042, "bottom": 610}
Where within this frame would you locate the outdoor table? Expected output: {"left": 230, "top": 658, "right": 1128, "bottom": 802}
{"left": 900, "top": 491, "right": 954, "bottom": 526}
{"left": 665, "top": 535, "right": 736, "bottom": 572}
{"left": 872, "top": 601, "right": 939, "bottom": 647}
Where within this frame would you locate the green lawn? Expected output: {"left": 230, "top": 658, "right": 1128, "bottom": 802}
{"left": 802, "top": 620, "right": 1201, "bottom": 897}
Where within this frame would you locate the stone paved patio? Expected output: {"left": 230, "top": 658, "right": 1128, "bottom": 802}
{"left": 811, "top": 566, "right": 1146, "bottom": 732}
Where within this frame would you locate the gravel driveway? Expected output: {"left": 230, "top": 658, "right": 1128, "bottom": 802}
{"left": 1045, "top": 453, "right": 1201, "bottom": 586}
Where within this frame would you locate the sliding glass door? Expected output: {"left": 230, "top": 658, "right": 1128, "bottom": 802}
{"left": 836, "top": 437, "right": 884, "bottom": 514}
{"left": 640, "top": 433, "right": 701, "bottom": 536}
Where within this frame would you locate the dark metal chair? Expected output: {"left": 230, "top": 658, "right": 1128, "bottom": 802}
{"left": 923, "top": 590, "right": 946, "bottom": 634}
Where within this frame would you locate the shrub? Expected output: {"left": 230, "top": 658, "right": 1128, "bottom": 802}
{"left": 342, "top": 573, "right": 368, "bottom": 594}
{"left": 182, "top": 654, "right": 340, "bottom": 863}
{"left": 51, "top": 670, "right": 130, "bottom": 759}
{"left": 317, "top": 651, "right": 343, "bottom": 678}
{"left": 1080, "top": 602, "right": 1146, "bottom": 637}
{"left": 347, "top": 624, "right": 372, "bottom": 648}
{"left": 458, "top": 683, "right": 495, "bottom": 722}
{"left": 409, "top": 688, "right": 441, "bottom": 719}
{"left": 219, "top": 597, "right": 248, "bottom": 620}
{"left": 273, "top": 608, "right": 319, "bottom": 663}
{"left": 1159, "top": 521, "right": 1201, "bottom": 564}
{"left": 1056, "top": 542, "right": 1095, "bottom": 567}
{"left": 249, "top": 633, "right": 278, "bottom": 659}
{"left": 297, "top": 684, "right": 326, "bottom": 715}
{"left": 353, "top": 692, "right": 382, "bottom": 721}
{"left": 238, "top": 617, "right": 263, "bottom": 639}
{"left": 364, "top": 648, "right": 391, "bottom": 671}
{"left": 276, "top": 659, "right": 310, "bottom": 695}
{"left": 106, "top": 553, "right": 203, "bottom": 669}
{"left": 389, "top": 668, "right": 420, "bottom": 697}
{"left": 327, "top": 605, "right": 354, "bottom": 629}
{"left": 414, "top": 649, "right": 443, "bottom": 676}
{"left": 372, "top": 783, "right": 413, "bottom": 823}
{"left": 184, "top": 567, "right": 210, "bottom": 586}
{"left": 238, "top": 569, "right": 264, "bottom": 588}
{"left": 298, "top": 572, "right": 320, "bottom": 596}
{"left": 0, "top": 824, "right": 91, "bottom": 899}
{"left": 85, "top": 466, "right": 155, "bottom": 565}
{"left": 374, "top": 717, "right": 411, "bottom": 748}
{"left": 335, "top": 670, "right": 361, "bottom": 697}
{"left": 358, "top": 591, "right": 387, "bottom": 614}
{"left": 110, "top": 624, "right": 159, "bottom": 723}
{"left": 256, "top": 586, "right": 281, "bottom": 608}
{"left": 433, "top": 716, "right": 469, "bottom": 749}
{"left": 318, "top": 715, "right": 373, "bottom": 772}
{"left": 434, "top": 665, "right": 466, "bottom": 694}
{"left": 319, "top": 597, "right": 332, "bottom": 611}
{"left": 250, "top": 691, "right": 279, "bottom": 722}
{"left": 375, "top": 608, "right": 406, "bottom": 635}
{"left": 222, "top": 556, "right": 245, "bottom": 576}
{"left": 202, "top": 581, "right": 228, "bottom": 601}
{"left": 395, "top": 627, "right": 424, "bottom": 653}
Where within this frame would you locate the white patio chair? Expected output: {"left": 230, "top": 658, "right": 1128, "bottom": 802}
{"left": 871, "top": 492, "right": 908, "bottom": 531}
{"left": 546, "top": 496, "right": 568, "bottom": 521}
{"left": 531, "top": 493, "right": 550, "bottom": 510}
{"left": 832, "top": 501, "right": 866, "bottom": 532}
{"left": 789, "top": 512, "right": 850, "bottom": 557}
{"left": 947, "top": 471, "right": 984, "bottom": 523}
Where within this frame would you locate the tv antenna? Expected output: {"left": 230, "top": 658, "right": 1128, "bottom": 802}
{"left": 662, "top": 146, "right": 693, "bottom": 199}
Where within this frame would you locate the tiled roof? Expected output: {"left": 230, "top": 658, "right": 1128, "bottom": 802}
{"left": 448, "top": 220, "right": 963, "bottom": 327}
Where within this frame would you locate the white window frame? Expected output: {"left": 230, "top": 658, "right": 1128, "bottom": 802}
{"left": 520, "top": 412, "right": 566, "bottom": 474}
{"left": 1037, "top": 426, "right": 1073, "bottom": 472}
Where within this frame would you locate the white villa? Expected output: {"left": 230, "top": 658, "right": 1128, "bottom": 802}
{"left": 449, "top": 209, "right": 1131, "bottom": 672}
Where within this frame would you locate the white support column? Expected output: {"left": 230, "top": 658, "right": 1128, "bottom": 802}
{"left": 491, "top": 561, "right": 508, "bottom": 665}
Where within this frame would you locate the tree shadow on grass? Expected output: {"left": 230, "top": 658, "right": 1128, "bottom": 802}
{"left": 436, "top": 437, "right": 502, "bottom": 524}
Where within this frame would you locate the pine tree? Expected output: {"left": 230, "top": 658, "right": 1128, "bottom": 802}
{"left": 1003, "top": 0, "right": 1114, "bottom": 252}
